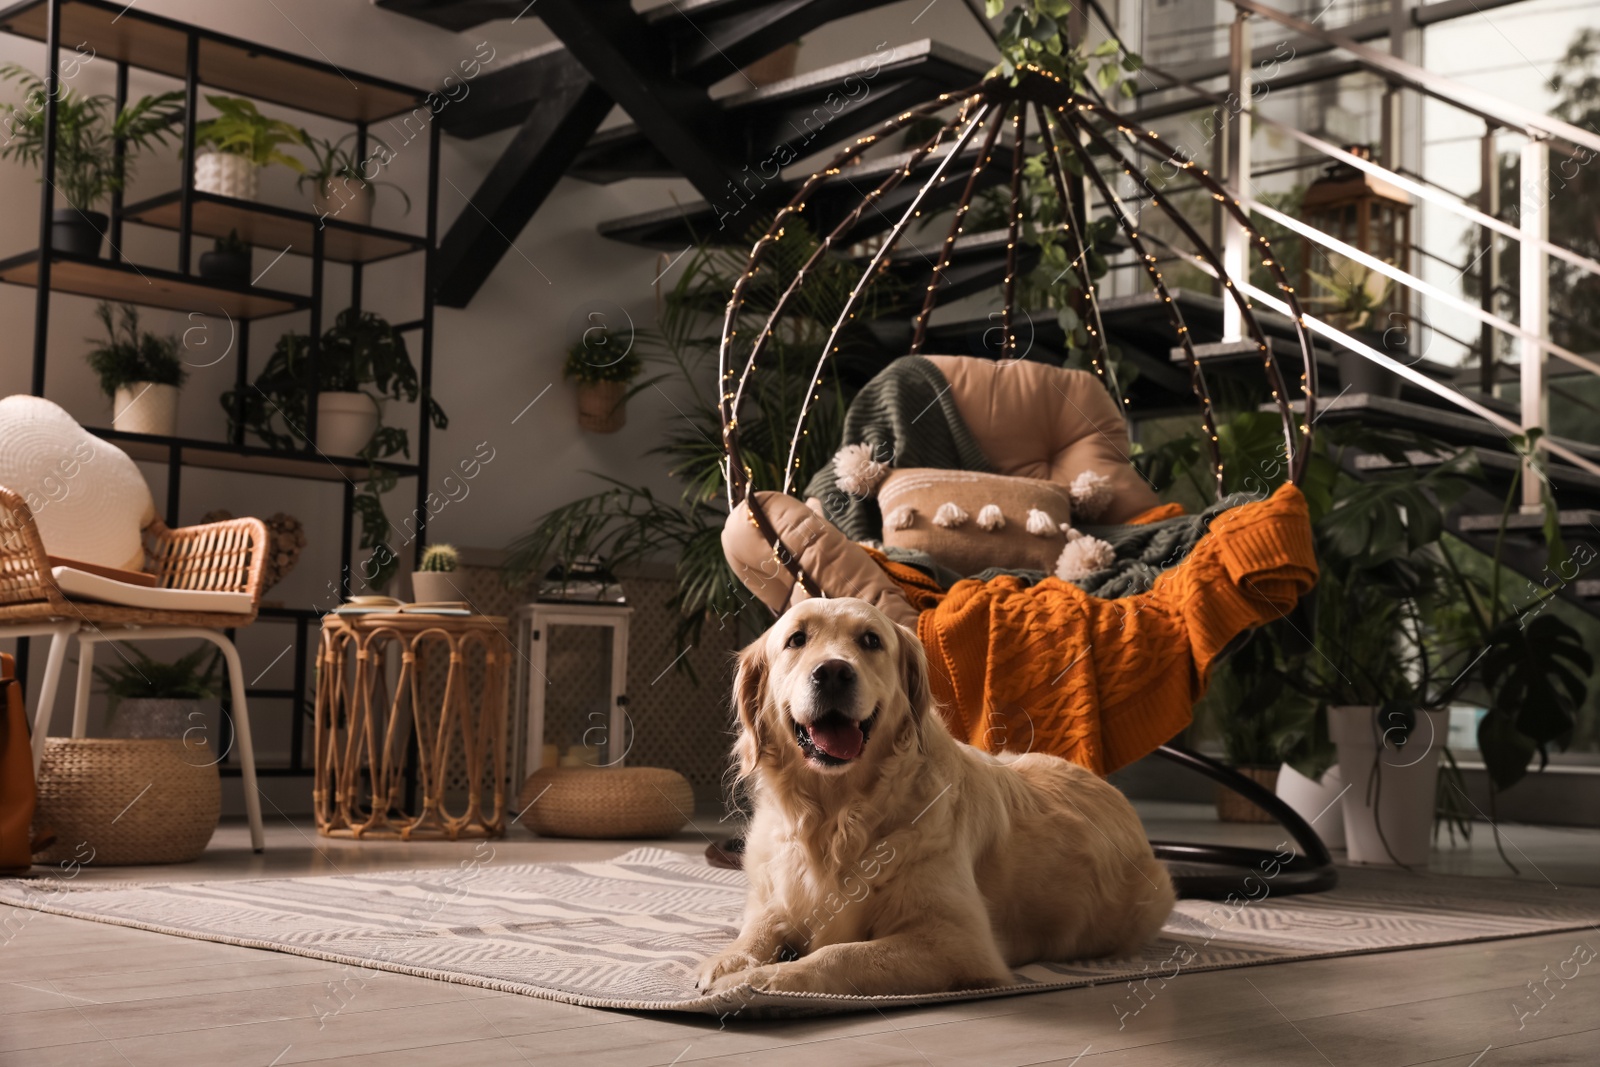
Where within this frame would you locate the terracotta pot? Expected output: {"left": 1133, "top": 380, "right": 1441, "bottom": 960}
{"left": 194, "top": 151, "right": 259, "bottom": 200}
{"left": 112, "top": 382, "right": 178, "bottom": 436}
{"left": 1330, "top": 706, "right": 1449, "bottom": 867}
{"left": 315, "top": 392, "right": 379, "bottom": 457}
{"left": 576, "top": 380, "right": 627, "bottom": 434}
{"left": 312, "top": 177, "right": 374, "bottom": 227}
{"left": 411, "top": 570, "right": 464, "bottom": 604}
{"left": 1214, "top": 765, "right": 1280, "bottom": 823}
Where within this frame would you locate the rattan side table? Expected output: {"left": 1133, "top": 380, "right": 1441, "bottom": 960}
{"left": 314, "top": 612, "right": 510, "bottom": 840}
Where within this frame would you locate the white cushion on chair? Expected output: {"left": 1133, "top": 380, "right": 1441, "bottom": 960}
{"left": 0, "top": 396, "right": 155, "bottom": 571}
{"left": 51, "top": 566, "right": 254, "bottom": 615}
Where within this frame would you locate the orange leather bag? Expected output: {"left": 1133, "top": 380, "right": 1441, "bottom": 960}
{"left": 1, "top": 652, "right": 35, "bottom": 875}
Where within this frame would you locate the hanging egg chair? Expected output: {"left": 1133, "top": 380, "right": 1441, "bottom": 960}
{"left": 717, "top": 67, "right": 1334, "bottom": 898}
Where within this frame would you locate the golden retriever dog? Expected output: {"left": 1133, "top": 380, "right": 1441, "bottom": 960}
{"left": 698, "top": 597, "right": 1175, "bottom": 997}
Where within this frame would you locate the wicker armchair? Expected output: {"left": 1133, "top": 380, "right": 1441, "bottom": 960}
{"left": 0, "top": 485, "right": 271, "bottom": 852}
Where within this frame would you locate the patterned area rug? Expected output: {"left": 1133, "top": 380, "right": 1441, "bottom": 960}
{"left": 2, "top": 847, "right": 1597, "bottom": 1018}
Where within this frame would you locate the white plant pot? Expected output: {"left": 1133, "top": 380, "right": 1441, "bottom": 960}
{"left": 194, "top": 151, "right": 259, "bottom": 200}
{"left": 109, "top": 698, "right": 208, "bottom": 740}
{"left": 1329, "top": 706, "right": 1449, "bottom": 867}
{"left": 1275, "top": 762, "right": 1346, "bottom": 851}
{"left": 315, "top": 392, "right": 378, "bottom": 457}
{"left": 311, "top": 177, "right": 374, "bottom": 227}
{"left": 411, "top": 570, "right": 463, "bottom": 604}
{"left": 112, "top": 382, "right": 178, "bottom": 436}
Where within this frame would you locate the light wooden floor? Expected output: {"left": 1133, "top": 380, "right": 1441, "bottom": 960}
{"left": 2, "top": 804, "right": 1596, "bottom": 1066}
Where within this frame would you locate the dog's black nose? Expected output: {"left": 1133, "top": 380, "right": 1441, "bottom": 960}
{"left": 811, "top": 658, "right": 855, "bottom": 695}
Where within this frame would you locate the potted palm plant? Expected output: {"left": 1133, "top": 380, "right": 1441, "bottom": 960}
{"left": 299, "top": 133, "right": 409, "bottom": 227}
{"left": 564, "top": 328, "right": 641, "bottom": 434}
{"left": 0, "top": 63, "right": 183, "bottom": 257}
{"left": 411, "top": 543, "right": 461, "bottom": 603}
{"left": 85, "top": 302, "right": 186, "bottom": 436}
{"left": 193, "top": 95, "right": 308, "bottom": 201}
{"left": 94, "top": 644, "right": 221, "bottom": 739}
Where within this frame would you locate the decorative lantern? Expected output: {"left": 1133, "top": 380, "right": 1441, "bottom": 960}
{"left": 1299, "top": 145, "right": 1413, "bottom": 349}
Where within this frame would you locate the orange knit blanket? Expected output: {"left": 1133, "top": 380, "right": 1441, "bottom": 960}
{"left": 871, "top": 484, "right": 1318, "bottom": 775}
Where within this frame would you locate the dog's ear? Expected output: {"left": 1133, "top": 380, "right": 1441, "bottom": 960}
{"left": 894, "top": 622, "right": 933, "bottom": 728}
{"left": 732, "top": 636, "right": 770, "bottom": 778}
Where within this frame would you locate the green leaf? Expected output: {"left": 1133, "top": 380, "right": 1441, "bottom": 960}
{"left": 985, "top": 0, "right": 1004, "bottom": 16}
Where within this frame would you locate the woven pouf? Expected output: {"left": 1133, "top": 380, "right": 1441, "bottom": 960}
{"left": 34, "top": 739, "right": 221, "bottom": 865}
{"left": 517, "top": 767, "right": 693, "bottom": 839}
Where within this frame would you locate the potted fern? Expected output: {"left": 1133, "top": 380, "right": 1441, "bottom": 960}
{"left": 0, "top": 63, "right": 183, "bottom": 258}
{"left": 193, "top": 95, "right": 308, "bottom": 201}
{"left": 299, "top": 133, "right": 409, "bottom": 227}
{"left": 95, "top": 644, "right": 221, "bottom": 739}
{"left": 86, "top": 302, "right": 186, "bottom": 436}
{"left": 564, "top": 328, "right": 641, "bottom": 434}
{"left": 411, "top": 543, "right": 462, "bottom": 603}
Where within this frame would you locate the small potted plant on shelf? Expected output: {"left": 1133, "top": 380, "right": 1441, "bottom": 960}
{"left": 222, "top": 307, "right": 448, "bottom": 592}
{"left": 1307, "top": 252, "right": 1403, "bottom": 398}
{"left": 564, "top": 327, "right": 641, "bottom": 434}
{"left": 94, "top": 644, "right": 222, "bottom": 739}
{"left": 198, "top": 228, "right": 251, "bottom": 286}
{"left": 193, "top": 95, "right": 308, "bottom": 201}
{"left": 0, "top": 63, "right": 183, "bottom": 258}
{"left": 299, "top": 133, "right": 409, "bottom": 227}
{"left": 411, "top": 543, "right": 461, "bottom": 603}
{"left": 86, "top": 302, "right": 186, "bottom": 436}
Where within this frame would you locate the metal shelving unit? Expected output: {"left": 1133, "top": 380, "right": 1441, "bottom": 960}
{"left": 0, "top": 0, "right": 442, "bottom": 780}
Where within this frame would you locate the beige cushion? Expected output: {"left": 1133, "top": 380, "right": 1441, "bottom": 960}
{"left": 51, "top": 566, "right": 253, "bottom": 614}
{"left": 925, "top": 356, "right": 1162, "bottom": 524}
{"left": 0, "top": 395, "right": 155, "bottom": 571}
{"left": 879, "top": 468, "right": 1074, "bottom": 576}
{"left": 721, "top": 492, "right": 918, "bottom": 628}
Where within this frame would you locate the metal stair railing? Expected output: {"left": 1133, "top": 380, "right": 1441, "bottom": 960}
{"left": 1104, "top": 0, "right": 1600, "bottom": 503}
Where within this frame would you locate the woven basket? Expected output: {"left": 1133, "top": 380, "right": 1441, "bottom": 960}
{"left": 517, "top": 766, "right": 693, "bottom": 839}
{"left": 34, "top": 738, "right": 220, "bottom": 865}
{"left": 575, "top": 381, "right": 627, "bottom": 433}
{"left": 1215, "top": 766, "right": 1280, "bottom": 824}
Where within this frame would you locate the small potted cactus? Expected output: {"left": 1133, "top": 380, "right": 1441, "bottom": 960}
{"left": 410, "top": 543, "right": 462, "bottom": 604}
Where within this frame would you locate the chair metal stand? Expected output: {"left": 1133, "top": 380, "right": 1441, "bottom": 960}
{"left": 1150, "top": 743, "right": 1337, "bottom": 900}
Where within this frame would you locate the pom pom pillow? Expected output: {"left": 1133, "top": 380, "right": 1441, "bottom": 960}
{"left": 878, "top": 469, "right": 1078, "bottom": 577}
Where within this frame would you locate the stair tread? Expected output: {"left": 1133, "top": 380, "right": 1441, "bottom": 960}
{"left": 1353, "top": 447, "right": 1600, "bottom": 497}
{"left": 1278, "top": 394, "right": 1600, "bottom": 463}
{"left": 1456, "top": 509, "right": 1600, "bottom": 532}
{"left": 574, "top": 40, "right": 989, "bottom": 182}
{"left": 597, "top": 139, "right": 1009, "bottom": 247}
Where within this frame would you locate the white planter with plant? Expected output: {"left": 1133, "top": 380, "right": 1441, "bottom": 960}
{"left": 96, "top": 645, "right": 220, "bottom": 741}
{"left": 1329, "top": 706, "right": 1450, "bottom": 867}
{"left": 193, "top": 95, "right": 308, "bottom": 202}
{"left": 0, "top": 63, "right": 182, "bottom": 259}
{"left": 564, "top": 326, "right": 640, "bottom": 434}
{"left": 411, "top": 544, "right": 462, "bottom": 603}
{"left": 301, "top": 133, "right": 409, "bottom": 228}
{"left": 316, "top": 391, "right": 380, "bottom": 457}
{"left": 87, "top": 302, "right": 185, "bottom": 436}
{"left": 222, "top": 307, "right": 447, "bottom": 592}
{"left": 1274, "top": 761, "right": 1346, "bottom": 851}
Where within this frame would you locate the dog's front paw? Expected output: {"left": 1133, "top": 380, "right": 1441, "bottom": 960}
{"left": 696, "top": 949, "right": 760, "bottom": 991}
{"left": 711, "top": 962, "right": 820, "bottom": 995}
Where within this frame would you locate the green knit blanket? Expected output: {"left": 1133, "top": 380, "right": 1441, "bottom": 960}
{"left": 802, "top": 356, "right": 993, "bottom": 542}
{"left": 802, "top": 355, "right": 1245, "bottom": 599}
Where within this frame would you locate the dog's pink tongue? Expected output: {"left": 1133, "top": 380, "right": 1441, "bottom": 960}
{"left": 808, "top": 717, "right": 864, "bottom": 761}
